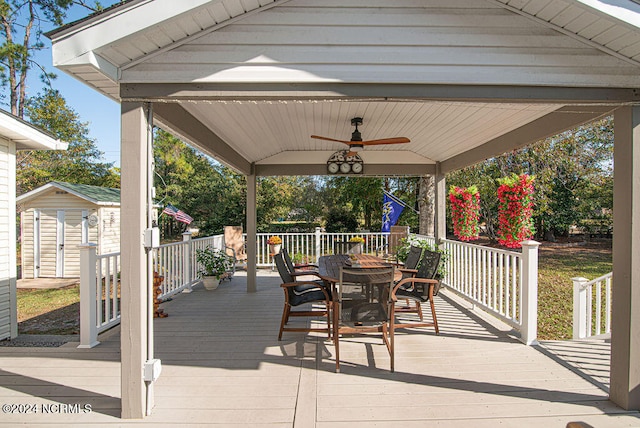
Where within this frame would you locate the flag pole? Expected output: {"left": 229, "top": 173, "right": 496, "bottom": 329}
{"left": 383, "top": 190, "right": 420, "bottom": 214}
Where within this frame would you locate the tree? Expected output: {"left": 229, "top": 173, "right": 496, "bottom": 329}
{"left": 447, "top": 117, "right": 614, "bottom": 242}
{"left": 417, "top": 175, "right": 434, "bottom": 235}
{"left": 0, "top": 0, "right": 102, "bottom": 117}
{"left": 17, "top": 89, "right": 118, "bottom": 194}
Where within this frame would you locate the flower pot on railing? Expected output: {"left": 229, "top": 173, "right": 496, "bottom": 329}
{"left": 267, "top": 236, "right": 282, "bottom": 255}
{"left": 269, "top": 244, "right": 282, "bottom": 255}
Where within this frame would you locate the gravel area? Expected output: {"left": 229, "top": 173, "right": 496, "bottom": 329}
{"left": 0, "top": 334, "right": 78, "bottom": 347}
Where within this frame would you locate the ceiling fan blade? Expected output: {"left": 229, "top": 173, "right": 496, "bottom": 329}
{"left": 359, "top": 137, "right": 411, "bottom": 146}
{"left": 311, "top": 135, "right": 351, "bottom": 144}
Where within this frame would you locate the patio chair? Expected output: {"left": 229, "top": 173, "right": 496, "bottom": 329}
{"left": 274, "top": 253, "right": 332, "bottom": 341}
{"left": 376, "top": 225, "right": 410, "bottom": 263}
{"left": 395, "top": 245, "right": 424, "bottom": 314}
{"left": 223, "top": 226, "right": 248, "bottom": 270}
{"left": 281, "top": 247, "right": 319, "bottom": 278}
{"left": 333, "top": 266, "right": 396, "bottom": 372}
{"left": 391, "top": 248, "right": 441, "bottom": 334}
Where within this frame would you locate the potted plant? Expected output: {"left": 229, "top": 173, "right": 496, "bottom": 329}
{"left": 348, "top": 236, "right": 365, "bottom": 254}
{"left": 196, "top": 247, "right": 229, "bottom": 290}
{"left": 267, "top": 236, "right": 282, "bottom": 254}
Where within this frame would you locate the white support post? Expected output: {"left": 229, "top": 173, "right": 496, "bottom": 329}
{"left": 572, "top": 277, "right": 589, "bottom": 339}
{"left": 434, "top": 163, "right": 447, "bottom": 245}
{"left": 78, "top": 243, "right": 99, "bottom": 348}
{"left": 315, "top": 227, "right": 322, "bottom": 263}
{"left": 182, "top": 232, "right": 193, "bottom": 292}
{"left": 520, "top": 240, "right": 540, "bottom": 345}
{"left": 246, "top": 171, "right": 257, "bottom": 293}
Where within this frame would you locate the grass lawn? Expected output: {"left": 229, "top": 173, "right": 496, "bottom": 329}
{"left": 14, "top": 239, "right": 612, "bottom": 340}
{"left": 17, "top": 285, "right": 80, "bottom": 335}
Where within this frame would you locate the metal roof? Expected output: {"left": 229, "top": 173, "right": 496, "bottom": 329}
{"left": 16, "top": 181, "right": 121, "bottom": 206}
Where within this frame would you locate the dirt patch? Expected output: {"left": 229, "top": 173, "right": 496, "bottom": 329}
{"left": 18, "top": 302, "right": 80, "bottom": 335}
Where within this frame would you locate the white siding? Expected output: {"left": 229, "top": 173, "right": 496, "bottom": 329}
{"left": 99, "top": 207, "right": 120, "bottom": 255}
{"left": 122, "top": 0, "right": 640, "bottom": 87}
{"left": 21, "top": 189, "right": 97, "bottom": 210}
{"left": 0, "top": 139, "right": 16, "bottom": 340}
{"left": 20, "top": 211, "right": 35, "bottom": 279}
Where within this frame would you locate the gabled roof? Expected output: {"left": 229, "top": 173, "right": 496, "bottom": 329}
{"left": 16, "top": 181, "right": 121, "bottom": 206}
{"left": 0, "top": 109, "right": 68, "bottom": 151}
{"left": 46, "top": 0, "right": 640, "bottom": 176}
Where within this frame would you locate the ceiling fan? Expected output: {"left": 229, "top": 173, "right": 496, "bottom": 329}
{"left": 311, "top": 117, "right": 410, "bottom": 154}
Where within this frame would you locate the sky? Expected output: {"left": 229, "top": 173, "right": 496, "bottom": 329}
{"left": 25, "top": 2, "right": 123, "bottom": 167}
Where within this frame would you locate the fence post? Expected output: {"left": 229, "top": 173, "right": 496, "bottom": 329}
{"left": 572, "top": 277, "right": 589, "bottom": 339}
{"left": 315, "top": 227, "right": 322, "bottom": 263}
{"left": 182, "top": 232, "right": 193, "bottom": 293}
{"left": 520, "top": 240, "right": 540, "bottom": 345}
{"left": 78, "top": 243, "right": 100, "bottom": 348}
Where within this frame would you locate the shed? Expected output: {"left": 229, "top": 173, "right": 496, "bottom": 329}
{"left": 17, "top": 181, "right": 121, "bottom": 279}
{"left": 0, "top": 110, "right": 67, "bottom": 340}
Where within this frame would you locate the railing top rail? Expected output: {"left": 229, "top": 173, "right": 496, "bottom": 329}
{"left": 158, "top": 240, "right": 188, "bottom": 249}
{"left": 577, "top": 272, "right": 613, "bottom": 288}
{"left": 192, "top": 235, "right": 222, "bottom": 243}
{"left": 442, "top": 238, "right": 521, "bottom": 257}
{"left": 97, "top": 252, "right": 120, "bottom": 259}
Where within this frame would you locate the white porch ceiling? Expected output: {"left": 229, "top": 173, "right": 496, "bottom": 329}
{"left": 181, "top": 100, "right": 563, "bottom": 166}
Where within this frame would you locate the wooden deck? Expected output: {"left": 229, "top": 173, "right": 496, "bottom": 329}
{"left": 0, "top": 271, "right": 638, "bottom": 427}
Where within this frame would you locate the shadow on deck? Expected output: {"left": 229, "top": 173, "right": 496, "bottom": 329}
{"left": 0, "top": 270, "right": 637, "bottom": 427}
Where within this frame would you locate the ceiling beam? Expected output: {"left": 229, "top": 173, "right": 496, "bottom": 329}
{"left": 440, "top": 105, "right": 616, "bottom": 173}
{"left": 255, "top": 163, "right": 435, "bottom": 177}
{"left": 152, "top": 103, "right": 252, "bottom": 175}
{"left": 121, "top": 83, "right": 640, "bottom": 103}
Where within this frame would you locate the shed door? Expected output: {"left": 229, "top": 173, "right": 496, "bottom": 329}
{"left": 56, "top": 210, "right": 65, "bottom": 278}
{"left": 35, "top": 209, "right": 65, "bottom": 278}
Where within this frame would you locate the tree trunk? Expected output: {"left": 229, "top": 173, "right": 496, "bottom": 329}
{"left": 418, "top": 175, "right": 435, "bottom": 236}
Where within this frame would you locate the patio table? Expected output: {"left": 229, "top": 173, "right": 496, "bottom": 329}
{"left": 317, "top": 254, "right": 399, "bottom": 284}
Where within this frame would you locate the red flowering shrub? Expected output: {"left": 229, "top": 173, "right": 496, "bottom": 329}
{"left": 448, "top": 186, "right": 480, "bottom": 241}
{"left": 497, "top": 173, "right": 535, "bottom": 248}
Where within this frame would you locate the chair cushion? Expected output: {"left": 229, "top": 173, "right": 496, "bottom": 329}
{"left": 290, "top": 282, "right": 330, "bottom": 306}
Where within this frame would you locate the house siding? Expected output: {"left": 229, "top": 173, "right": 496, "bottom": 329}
{"left": 0, "top": 138, "right": 16, "bottom": 340}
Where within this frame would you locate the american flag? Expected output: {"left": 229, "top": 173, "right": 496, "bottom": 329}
{"left": 162, "top": 204, "right": 193, "bottom": 224}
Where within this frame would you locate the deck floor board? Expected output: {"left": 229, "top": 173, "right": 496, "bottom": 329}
{"left": 0, "top": 271, "right": 637, "bottom": 426}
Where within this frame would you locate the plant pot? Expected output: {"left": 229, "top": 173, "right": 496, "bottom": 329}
{"left": 201, "top": 276, "right": 220, "bottom": 290}
{"left": 269, "top": 244, "right": 282, "bottom": 255}
{"left": 348, "top": 243, "right": 363, "bottom": 254}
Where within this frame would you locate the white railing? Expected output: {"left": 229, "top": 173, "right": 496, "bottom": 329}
{"left": 572, "top": 273, "right": 612, "bottom": 339}
{"left": 440, "top": 239, "right": 539, "bottom": 345}
{"left": 79, "top": 231, "right": 540, "bottom": 347}
{"left": 255, "top": 229, "right": 389, "bottom": 266}
{"left": 78, "top": 234, "right": 225, "bottom": 348}
{"left": 78, "top": 244, "right": 121, "bottom": 348}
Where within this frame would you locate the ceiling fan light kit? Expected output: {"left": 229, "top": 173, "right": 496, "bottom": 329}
{"left": 327, "top": 150, "right": 363, "bottom": 174}
{"left": 312, "top": 117, "right": 410, "bottom": 174}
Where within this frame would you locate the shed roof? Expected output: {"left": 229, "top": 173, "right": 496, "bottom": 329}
{"left": 16, "top": 181, "right": 121, "bottom": 206}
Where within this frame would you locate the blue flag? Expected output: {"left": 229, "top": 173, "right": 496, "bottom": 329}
{"left": 381, "top": 193, "right": 404, "bottom": 232}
